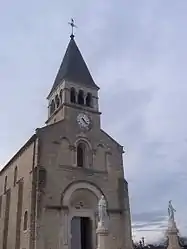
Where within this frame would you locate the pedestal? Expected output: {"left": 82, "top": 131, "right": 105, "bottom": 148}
{"left": 167, "top": 220, "right": 181, "bottom": 249}
{"left": 96, "top": 223, "right": 109, "bottom": 249}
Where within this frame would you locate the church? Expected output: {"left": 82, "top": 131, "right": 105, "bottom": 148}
{"left": 0, "top": 30, "right": 133, "bottom": 249}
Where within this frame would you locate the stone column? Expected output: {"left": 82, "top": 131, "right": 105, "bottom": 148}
{"left": 96, "top": 225, "right": 109, "bottom": 249}
{"left": 58, "top": 208, "right": 69, "bottom": 249}
{"left": 167, "top": 219, "right": 181, "bottom": 249}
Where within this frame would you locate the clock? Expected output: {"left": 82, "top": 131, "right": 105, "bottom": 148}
{"left": 77, "top": 113, "right": 91, "bottom": 130}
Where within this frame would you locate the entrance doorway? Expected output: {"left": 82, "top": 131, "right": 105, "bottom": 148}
{"left": 71, "top": 217, "right": 92, "bottom": 249}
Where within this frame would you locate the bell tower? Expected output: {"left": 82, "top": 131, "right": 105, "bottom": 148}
{"left": 46, "top": 33, "right": 101, "bottom": 127}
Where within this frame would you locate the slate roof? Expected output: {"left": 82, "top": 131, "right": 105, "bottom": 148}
{"left": 48, "top": 35, "right": 99, "bottom": 98}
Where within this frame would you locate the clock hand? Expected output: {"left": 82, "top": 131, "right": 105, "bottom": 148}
{"left": 82, "top": 117, "right": 88, "bottom": 124}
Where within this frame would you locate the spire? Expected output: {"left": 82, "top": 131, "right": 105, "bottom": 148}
{"left": 48, "top": 29, "right": 99, "bottom": 98}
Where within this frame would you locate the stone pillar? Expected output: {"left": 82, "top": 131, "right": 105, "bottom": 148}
{"left": 167, "top": 219, "right": 181, "bottom": 249}
{"left": 96, "top": 225, "right": 108, "bottom": 249}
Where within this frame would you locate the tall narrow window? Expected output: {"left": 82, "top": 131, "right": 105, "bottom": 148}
{"left": 50, "top": 100, "right": 55, "bottom": 114}
{"left": 86, "top": 93, "right": 92, "bottom": 107}
{"left": 23, "top": 211, "right": 28, "bottom": 231}
{"left": 59, "top": 89, "right": 63, "bottom": 103}
{"left": 55, "top": 95, "right": 60, "bottom": 108}
{"left": 14, "top": 166, "right": 18, "bottom": 187}
{"left": 78, "top": 90, "right": 84, "bottom": 105}
{"left": 77, "top": 143, "right": 85, "bottom": 167}
{"left": 70, "top": 88, "right": 76, "bottom": 103}
{"left": 4, "top": 176, "right": 7, "bottom": 193}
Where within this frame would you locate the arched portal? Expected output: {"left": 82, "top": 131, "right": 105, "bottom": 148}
{"left": 61, "top": 181, "right": 104, "bottom": 249}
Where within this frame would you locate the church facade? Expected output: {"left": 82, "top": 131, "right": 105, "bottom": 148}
{"left": 0, "top": 33, "right": 132, "bottom": 249}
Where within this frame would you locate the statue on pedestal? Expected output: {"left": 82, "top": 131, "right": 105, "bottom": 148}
{"left": 166, "top": 201, "right": 181, "bottom": 249}
{"left": 168, "top": 200, "right": 176, "bottom": 222}
{"left": 96, "top": 195, "right": 109, "bottom": 249}
{"left": 98, "top": 195, "right": 108, "bottom": 228}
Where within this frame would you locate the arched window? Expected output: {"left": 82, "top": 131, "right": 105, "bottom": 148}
{"left": 4, "top": 176, "right": 7, "bottom": 193}
{"left": 50, "top": 99, "right": 55, "bottom": 114}
{"left": 59, "top": 89, "right": 63, "bottom": 103}
{"left": 70, "top": 88, "right": 76, "bottom": 103}
{"left": 77, "top": 143, "right": 85, "bottom": 167}
{"left": 13, "top": 166, "right": 17, "bottom": 186}
{"left": 55, "top": 95, "right": 60, "bottom": 108}
{"left": 86, "top": 93, "right": 92, "bottom": 107}
{"left": 78, "top": 90, "right": 84, "bottom": 105}
{"left": 23, "top": 211, "right": 28, "bottom": 231}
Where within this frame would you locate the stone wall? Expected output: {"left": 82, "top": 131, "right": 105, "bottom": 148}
{"left": 0, "top": 136, "right": 37, "bottom": 249}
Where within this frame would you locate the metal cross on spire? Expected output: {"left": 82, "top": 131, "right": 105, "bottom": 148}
{"left": 68, "top": 18, "right": 77, "bottom": 39}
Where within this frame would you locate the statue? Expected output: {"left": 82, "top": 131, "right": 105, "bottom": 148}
{"left": 98, "top": 195, "right": 108, "bottom": 227}
{"left": 168, "top": 200, "right": 176, "bottom": 221}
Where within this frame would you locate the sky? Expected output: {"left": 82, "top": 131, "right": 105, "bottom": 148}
{"left": 1, "top": 0, "right": 187, "bottom": 244}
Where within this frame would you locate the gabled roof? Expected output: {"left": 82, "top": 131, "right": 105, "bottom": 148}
{"left": 48, "top": 35, "right": 99, "bottom": 98}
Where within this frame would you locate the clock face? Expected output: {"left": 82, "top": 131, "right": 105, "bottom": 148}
{"left": 77, "top": 113, "right": 91, "bottom": 130}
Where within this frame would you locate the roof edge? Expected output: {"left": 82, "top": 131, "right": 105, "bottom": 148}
{"left": 0, "top": 134, "right": 37, "bottom": 175}
{"left": 100, "top": 129, "right": 123, "bottom": 148}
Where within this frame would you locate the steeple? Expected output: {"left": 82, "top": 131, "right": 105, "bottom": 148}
{"left": 48, "top": 34, "right": 99, "bottom": 99}
{"left": 46, "top": 28, "right": 100, "bottom": 125}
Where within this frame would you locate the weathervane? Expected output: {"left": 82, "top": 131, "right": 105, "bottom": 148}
{"left": 68, "top": 18, "right": 77, "bottom": 38}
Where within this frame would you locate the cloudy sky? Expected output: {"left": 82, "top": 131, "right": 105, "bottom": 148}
{"left": 1, "top": 0, "right": 187, "bottom": 244}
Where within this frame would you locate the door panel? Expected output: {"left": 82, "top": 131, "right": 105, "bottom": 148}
{"left": 71, "top": 217, "right": 92, "bottom": 249}
{"left": 71, "top": 217, "right": 81, "bottom": 249}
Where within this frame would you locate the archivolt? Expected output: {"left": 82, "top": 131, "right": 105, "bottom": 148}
{"left": 61, "top": 181, "right": 104, "bottom": 207}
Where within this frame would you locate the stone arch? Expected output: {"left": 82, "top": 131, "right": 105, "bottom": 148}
{"left": 70, "top": 189, "right": 98, "bottom": 209}
{"left": 61, "top": 181, "right": 104, "bottom": 207}
{"left": 59, "top": 89, "right": 63, "bottom": 103}
{"left": 77, "top": 143, "right": 86, "bottom": 167}
{"left": 86, "top": 92, "right": 92, "bottom": 107}
{"left": 70, "top": 87, "right": 76, "bottom": 103}
{"left": 61, "top": 182, "right": 105, "bottom": 249}
{"left": 78, "top": 90, "right": 84, "bottom": 105}
{"left": 75, "top": 137, "right": 92, "bottom": 150}
{"left": 55, "top": 94, "right": 60, "bottom": 108}
{"left": 50, "top": 99, "right": 55, "bottom": 115}
{"left": 75, "top": 139, "right": 92, "bottom": 168}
